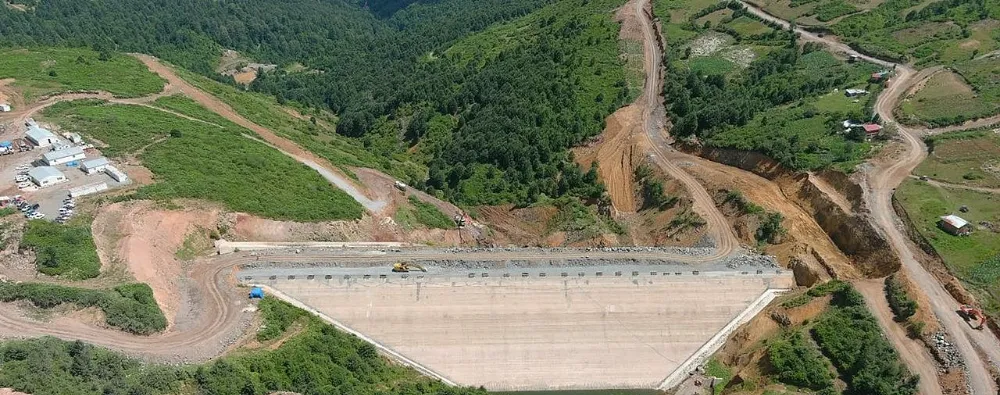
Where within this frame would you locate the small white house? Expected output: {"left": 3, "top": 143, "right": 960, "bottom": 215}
{"left": 0, "top": 103, "right": 11, "bottom": 112}
{"left": 25, "top": 126, "right": 60, "bottom": 147}
{"left": 80, "top": 157, "right": 110, "bottom": 174}
{"left": 43, "top": 146, "right": 86, "bottom": 166}
{"left": 844, "top": 89, "right": 869, "bottom": 97}
{"left": 28, "top": 166, "right": 67, "bottom": 187}
{"left": 105, "top": 165, "right": 129, "bottom": 183}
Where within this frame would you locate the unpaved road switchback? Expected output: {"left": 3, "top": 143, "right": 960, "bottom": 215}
{"left": 628, "top": 0, "right": 741, "bottom": 255}
{"left": 736, "top": 2, "right": 1000, "bottom": 392}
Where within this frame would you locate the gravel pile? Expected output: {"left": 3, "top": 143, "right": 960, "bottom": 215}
{"left": 723, "top": 254, "right": 779, "bottom": 269}
{"left": 932, "top": 331, "right": 965, "bottom": 369}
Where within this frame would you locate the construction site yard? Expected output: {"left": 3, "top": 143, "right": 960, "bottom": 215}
{"left": 247, "top": 265, "right": 793, "bottom": 391}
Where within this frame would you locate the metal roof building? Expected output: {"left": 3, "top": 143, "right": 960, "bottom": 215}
{"left": 28, "top": 166, "right": 67, "bottom": 187}
{"left": 81, "top": 157, "right": 111, "bottom": 174}
{"left": 25, "top": 126, "right": 60, "bottom": 147}
{"left": 939, "top": 215, "right": 972, "bottom": 236}
{"left": 43, "top": 146, "right": 86, "bottom": 166}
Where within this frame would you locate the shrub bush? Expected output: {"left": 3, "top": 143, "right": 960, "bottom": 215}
{"left": 812, "top": 284, "right": 920, "bottom": 395}
{"left": 885, "top": 274, "right": 918, "bottom": 321}
{"left": 20, "top": 220, "right": 101, "bottom": 279}
{"left": 256, "top": 296, "right": 307, "bottom": 341}
{"left": 768, "top": 331, "right": 834, "bottom": 390}
{"left": 0, "top": 282, "right": 166, "bottom": 335}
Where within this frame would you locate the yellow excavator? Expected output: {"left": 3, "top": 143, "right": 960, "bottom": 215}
{"left": 392, "top": 262, "right": 426, "bottom": 273}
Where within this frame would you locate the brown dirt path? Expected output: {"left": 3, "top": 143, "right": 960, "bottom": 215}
{"left": 629, "top": 0, "right": 741, "bottom": 255}
{"left": 129, "top": 54, "right": 388, "bottom": 214}
{"left": 855, "top": 279, "right": 942, "bottom": 395}
{"left": 574, "top": 105, "right": 641, "bottom": 213}
{"left": 0, "top": 252, "right": 250, "bottom": 363}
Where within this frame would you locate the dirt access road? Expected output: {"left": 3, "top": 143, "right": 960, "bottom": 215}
{"left": 739, "top": 2, "right": 1000, "bottom": 392}
{"left": 131, "top": 55, "right": 389, "bottom": 214}
{"left": 0, "top": 247, "right": 765, "bottom": 362}
{"left": 628, "top": 0, "right": 741, "bottom": 256}
{"left": 0, "top": 253, "right": 249, "bottom": 363}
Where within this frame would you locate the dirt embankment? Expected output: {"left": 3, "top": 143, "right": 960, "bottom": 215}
{"left": 91, "top": 200, "right": 221, "bottom": 327}
{"left": 690, "top": 146, "right": 901, "bottom": 278}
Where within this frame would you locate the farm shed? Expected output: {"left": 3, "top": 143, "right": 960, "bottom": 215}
{"left": 43, "top": 146, "right": 86, "bottom": 166}
{"left": 80, "top": 157, "right": 111, "bottom": 174}
{"left": 938, "top": 215, "right": 972, "bottom": 236}
{"left": 25, "top": 126, "right": 60, "bottom": 147}
{"left": 28, "top": 166, "right": 67, "bottom": 187}
{"left": 862, "top": 123, "right": 882, "bottom": 137}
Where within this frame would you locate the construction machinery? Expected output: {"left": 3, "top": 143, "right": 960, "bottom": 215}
{"left": 392, "top": 262, "right": 426, "bottom": 273}
{"left": 958, "top": 305, "right": 985, "bottom": 330}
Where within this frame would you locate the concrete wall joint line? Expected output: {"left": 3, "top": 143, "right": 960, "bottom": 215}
{"left": 657, "top": 288, "right": 787, "bottom": 390}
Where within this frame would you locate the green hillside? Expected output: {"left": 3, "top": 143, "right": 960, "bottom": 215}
{"left": 41, "top": 100, "right": 365, "bottom": 221}
{"left": 1, "top": 0, "right": 631, "bottom": 207}
{"left": 0, "top": 47, "right": 164, "bottom": 100}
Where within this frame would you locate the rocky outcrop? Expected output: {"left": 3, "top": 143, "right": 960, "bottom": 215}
{"left": 688, "top": 145, "right": 902, "bottom": 277}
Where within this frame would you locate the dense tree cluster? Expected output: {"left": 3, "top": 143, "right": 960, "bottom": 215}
{"left": 1, "top": 0, "right": 626, "bottom": 206}
{"left": 813, "top": 284, "right": 920, "bottom": 395}
{"left": 0, "top": 298, "right": 487, "bottom": 395}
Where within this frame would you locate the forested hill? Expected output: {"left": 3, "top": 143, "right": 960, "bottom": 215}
{"left": 1, "top": 0, "right": 630, "bottom": 206}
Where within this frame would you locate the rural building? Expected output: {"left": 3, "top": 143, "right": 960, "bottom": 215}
{"left": 80, "top": 157, "right": 110, "bottom": 174}
{"left": 0, "top": 103, "right": 10, "bottom": 112}
{"left": 871, "top": 71, "right": 890, "bottom": 82}
{"left": 25, "top": 126, "right": 60, "bottom": 147}
{"left": 105, "top": 165, "right": 129, "bottom": 183}
{"left": 43, "top": 146, "right": 86, "bottom": 166}
{"left": 862, "top": 123, "right": 882, "bottom": 138}
{"left": 938, "top": 215, "right": 972, "bottom": 236}
{"left": 28, "top": 166, "right": 67, "bottom": 187}
{"left": 69, "top": 182, "right": 109, "bottom": 198}
{"left": 844, "top": 89, "right": 868, "bottom": 97}
{"left": 62, "top": 132, "right": 84, "bottom": 144}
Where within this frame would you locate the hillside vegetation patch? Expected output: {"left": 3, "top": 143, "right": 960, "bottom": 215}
{"left": 0, "top": 298, "right": 486, "bottom": 395}
{"left": 662, "top": 2, "right": 882, "bottom": 172}
{"left": 897, "top": 179, "right": 1000, "bottom": 317}
{"left": 918, "top": 130, "right": 1000, "bottom": 188}
{"left": 812, "top": 284, "right": 920, "bottom": 394}
{"left": 0, "top": 282, "right": 166, "bottom": 335}
{"left": 0, "top": 48, "right": 164, "bottom": 100}
{"left": 899, "top": 70, "right": 997, "bottom": 127}
{"left": 20, "top": 220, "right": 101, "bottom": 280}
{"left": 832, "top": 0, "right": 999, "bottom": 63}
{"left": 42, "top": 101, "right": 364, "bottom": 221}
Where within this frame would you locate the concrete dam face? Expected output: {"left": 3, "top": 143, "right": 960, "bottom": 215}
{"left": 245, "top": 267, "right": 793, "bottom": 391}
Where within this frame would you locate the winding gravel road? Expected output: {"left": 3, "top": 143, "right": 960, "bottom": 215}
{"left": 630, "top": 0, "right": 743, "bottom": 256}
{"left": 738, "top": 2, "right": 1000, "bottom": 392}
